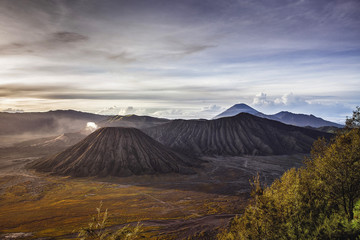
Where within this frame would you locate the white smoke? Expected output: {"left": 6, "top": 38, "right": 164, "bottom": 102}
{"left": 85, "top": 122, "right": 98, "bottom": 132}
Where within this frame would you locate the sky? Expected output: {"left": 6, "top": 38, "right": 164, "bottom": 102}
{"left": 0, "top": 0, "right": 359, "bottom": 123}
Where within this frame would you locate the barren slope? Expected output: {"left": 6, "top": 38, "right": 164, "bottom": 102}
{"left": 145, "top": 113, "right": 332, "bottom": 156}
{"left": 29, "top": 127, "right": 201, "bottom": 177}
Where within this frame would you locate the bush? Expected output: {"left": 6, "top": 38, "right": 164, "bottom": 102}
{"left": 77, "top": 201, "right": 143, "bottom": 240}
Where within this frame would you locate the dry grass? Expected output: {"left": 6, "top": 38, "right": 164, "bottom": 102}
{"left": 1, "top": 151, "right": 301, "bottom": 239}
{"left": 0, "top": 174, "right": 242, "bottom": 239}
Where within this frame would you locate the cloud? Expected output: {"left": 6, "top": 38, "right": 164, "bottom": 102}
{"left": 94, "top": 104, "right": 225, "bottom": 119}
{"left": 0, "top": 83, "right": 242, "bottom": 102}
{"left": 253, "top": 92, "right": 309, "bottom": 108}
{"left": 181, "top": 44, "right": 214, "bottom": 55}
{"left": 0, "top": 0, "right": 358, "bottom": 124}
{"left": 164, "top": 39, "right": 216, "bottom": 58}
{"left": 9, "top": 65, "right": 105, "bottom": 76}
{"left": 2, "top": 108, "right": 24, "bottom": 113}
{"left": 252, "top": 92, "right": 271, "bottom": 106}
{"left": 251, "top": 92, "right": 354, "bottom": 123}
{"left": 148, "top": 104, "right": 225, "bottom": 119}
{"left": 85, "top": 122, "right": 98, "bottom": 132}
{"left": 0, "top": 84, "right": 72, "bottom": 98}
{"left": 152, "top": 109, "right": 192, "bottom": 119}
{"left": 0, "top": 42, "right": 30, "bottom": 55}
{"left": 96, "top": 105, "right": 120, "bottom": 115}
{"left": 118, "top": 106, "right": 135, "bottom": 115}
{"left": 253, "top": 92, "right": 304, "bottom": 109}
{"left": 274, "top": 93, "right": 303, "bottom": 106}
{"left": 108, "top": 51, "right": 137, "bottom": 63}
{"left": 201, "top": 104, "right": 223, "bottom": 112}
{"left": 96, "top": 106, "right": 188, "bottom": 118}
{"left": 0, "top": 31, "right": 89, "bottom": 55}
{"left": 51, "top": 31, "right": 88, "bottom": 43}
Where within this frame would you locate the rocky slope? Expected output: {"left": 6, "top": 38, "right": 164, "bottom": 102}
{"left": 29, "top": 127, "right": 201, "bottom": 177}
{"left": 145, "top": 113, "right": 332, "bottom": 156}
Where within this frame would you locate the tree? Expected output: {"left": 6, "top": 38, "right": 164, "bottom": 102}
{"left": 346, "top": 106, "right": 360, "bottom": 128}
{"left": 309, "top": 128, "right": 360, "bottom": 221}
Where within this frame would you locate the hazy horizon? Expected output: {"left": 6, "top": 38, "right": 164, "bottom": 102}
{"left": 0, "top": 103, "right": 348, "bottom": 125}
{"left": 1, "top": 0, "right": 359, "bottom": 123}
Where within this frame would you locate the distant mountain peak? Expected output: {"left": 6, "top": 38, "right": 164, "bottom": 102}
{"left": 213, "top": 103, "right": 343, "bottom": 128}
{"left": 214, "top": 103, "right": 262, "bottom": 119}
{"left": 231, "top": 103, "right": 258, "bottom": 110}
{"left": 232, "top": 103, "right": 253, "bottom": 108}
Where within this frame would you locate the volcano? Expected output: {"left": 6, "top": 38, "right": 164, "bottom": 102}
{"left": 145, "top": 113, "right": 332, "bottom": 156}
{"left": 30, "top": 127, "right": 201, "bottom": 177}
{"left": 213, "top": 103, "right": 265, "bottom": 119}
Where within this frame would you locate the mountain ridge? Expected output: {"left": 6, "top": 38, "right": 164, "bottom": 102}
{"left": 145, "top": 112, "right": 332, "bottom": 156}
{"left": 99, "top": 114, "right": 170, "bottom": 129}
{"left": 214, "top": 103, "right": 342, "bottom": 128}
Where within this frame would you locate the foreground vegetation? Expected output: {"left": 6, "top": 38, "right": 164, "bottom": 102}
{"left": 218, "top": 108, "right": 360, "bottom": 239}
{"left": 77, "top": 201, "right": 144, "bottom": 240}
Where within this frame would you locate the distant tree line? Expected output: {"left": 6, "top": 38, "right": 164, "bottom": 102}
{"left": 218, "top": 107, "right": 360, "bottom": 240}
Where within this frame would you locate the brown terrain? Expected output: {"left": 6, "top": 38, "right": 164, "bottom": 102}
{"left": 0, "top": 112, "right": 325, "bottom": 239}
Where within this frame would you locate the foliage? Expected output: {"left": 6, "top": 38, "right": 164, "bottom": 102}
{"left": 218, "top": 108, "right": 360, "bottom": 240}
{"left": 309, "top": 129, "right": 360, "bottom": 221}
{"left": 346, "top": 106, "right": 360, "bottom": 128}
{"left": 77, "top": 201, "right": 144, "bottom": 240}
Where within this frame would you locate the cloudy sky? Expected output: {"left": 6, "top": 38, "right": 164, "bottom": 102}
{"left": 0, "top": 0, "right": 359, "bottom": 122}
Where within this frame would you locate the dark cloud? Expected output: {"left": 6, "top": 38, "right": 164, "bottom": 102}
{"left": 0, "top": 31, "right": 89, "bottom": 57}
{"left": 180, "top": 44, "right": 215, "bottom": 56}
{"left": 0, "top": 84, "right": 72, "bottom": 98}
{"left": 164, "top": 36, "right": 215, "bottom": 57}
{"left": 11, "top": 65, "right": 105, "bottom": 76}
{"left": 0, "top": 83, "right": 237, "bottom": 102}
{"left": 38, "top": 90, "right": 228, "bottom": 101}
{"left": 51, "top": 31, "right": 88, "bottom": 43}
{"left": 108, "top": 51, "right": 137, "bottom": 63}
{"left": 147, "top": 85, "right": 241, "bottom": 93}
{"left": 0, "top": 42, "right": 31, "bottom": 55}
